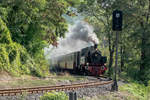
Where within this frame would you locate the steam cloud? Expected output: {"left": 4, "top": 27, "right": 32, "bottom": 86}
{"left": 44, "top": 21, "right": 99, "bottom": 60}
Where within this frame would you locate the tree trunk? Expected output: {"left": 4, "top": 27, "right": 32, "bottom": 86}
{"left": 139, "top": 0, "right": 150, "bottom": 83}
{"left": 120, "top": 45, "right": 125, "bottom": 72}
{"left": 108, "top": 31, "right": 115, "bottom": 76}
{"left": 140, "top": 21, "right": 147, "bottom": 81}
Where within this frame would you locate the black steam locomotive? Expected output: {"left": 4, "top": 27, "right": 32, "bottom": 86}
{"left": 51, "top": 44, "right": 107, "bottom": 76}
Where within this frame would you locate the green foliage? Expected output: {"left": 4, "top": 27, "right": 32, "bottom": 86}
{"left": 120, "top": 82, "right": 148, "bottom": 100}
{"left": 0, "top": 0, "right": 80, "bottom": 77}
{"left": 66, "top": 0, "right": 82, "bottom": 7}
{"left": 0, "top": 0, "right": 70, "bottom": 46}
{"left": 40, "top": 91, "right": 68, "bottom": 100}
{"left": 0, "top": 38, "right": 49, "bottom": 77}
{"left": 126, "top": 66, "right": 139, "bottom": 80}
{"left": 0, "top": 17, "right": 48, "bottom": 76}
{"left": 0, "top": 18, "right": 12, "bottom": 44}
{"left": 147, "top": 81, "right": 150, "bottom": 99}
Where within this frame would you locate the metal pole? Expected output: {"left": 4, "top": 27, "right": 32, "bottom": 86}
{"left": 74, "top": 92, "right": 77, "bottom": 100}
{"left": 69, "top": 92, "right": 77, "bottom": 100}
{"left": 114, "top": 31, "right": 118, "bottom": 91}
{"left": 69, "top": 92, "right": 74, "bottom": 100}
{"left": 112, "top": 31, "right": 119, "bottom": 91}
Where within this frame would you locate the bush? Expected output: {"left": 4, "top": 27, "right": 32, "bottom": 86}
{"left": 120, "top": 82, "right": 147, "bottom": 100}
{"left": 40, "top": 91, "right": 68, "bottom": 100}
{"left": 0, "top": 17, "right": 49, "bottom": 77}
{"left": 126, "top": 65, "right": 139, "bottom": 80}
{"left": 146, "top": 81, "right": 150, "bottom": 99}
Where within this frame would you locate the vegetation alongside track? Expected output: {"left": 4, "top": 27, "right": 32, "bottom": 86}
{"left": 119, "top": 81, "right": 150, "bottom": 100}
{"left": 40, "top": 91, "right": 68, "bottom": 100}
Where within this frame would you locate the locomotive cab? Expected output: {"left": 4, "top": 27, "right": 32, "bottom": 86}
{"left": 86, "top": 44, "right": 107, "bottom": 65}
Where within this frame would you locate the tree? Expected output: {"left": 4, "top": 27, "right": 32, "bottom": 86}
{"left": 0, "top": 0, "right": 81, "bottom": 76}
{"left": 78, "top": 0, "right": 150, "bottom": 84}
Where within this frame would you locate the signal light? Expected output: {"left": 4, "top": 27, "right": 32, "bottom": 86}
{"left": 112, "top": 10, "right": 123, "bottom": 31}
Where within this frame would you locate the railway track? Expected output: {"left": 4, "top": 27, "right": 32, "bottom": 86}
{"left": 0, "top": 80, "right": 113, "bottom": 96}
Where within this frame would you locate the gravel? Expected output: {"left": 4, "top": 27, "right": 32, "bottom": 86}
{"left": 66, "top": 82, "right": 113, "bottom": 98}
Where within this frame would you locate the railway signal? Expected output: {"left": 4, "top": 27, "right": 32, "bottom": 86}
{"left": 112, "top": 10, "right": 123, "bottom": 31}
{"left": 112, "top": 10, "right": 123, "bottom": 91}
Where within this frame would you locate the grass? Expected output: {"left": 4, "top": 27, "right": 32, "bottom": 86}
{"left": 79, "top": 88, "right": 148, "bottom": 100}
{"left": 0, "top": 73, "right": 86, "bottom": 89}
{"left": 0, "top": 76, "right": 56, "bottom": 89}
{"left": 119, "top": 82, "right": 150, "bottom": 100}
{"left": 78, "top": 92, "right": 140, "bottom": 100}
{"left": 118, "top": 72, "right": 150, "bottom": 100}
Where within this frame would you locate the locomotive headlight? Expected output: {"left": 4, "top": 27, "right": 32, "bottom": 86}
{"left": 86, "top": 63, "right": 89, "bottom": 66}
{"left": 85, "top": 63, "right": 89, "bottom": 70}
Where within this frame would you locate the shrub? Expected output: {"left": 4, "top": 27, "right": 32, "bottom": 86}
{"left": 146, "top": 81, "right": 150, "bottom": 99}
{"left": 0, "top": 17, "right": 49, "bottom": 77}
{"left": 120, "top": 82, "right": 147, "bottom": 100}
{"left": 40, "top": 91, "right": 68, "bottom": 100}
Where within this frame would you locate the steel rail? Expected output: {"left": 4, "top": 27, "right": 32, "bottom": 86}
{"left": 0, "top": 80, "right": 113, "bottom": 96}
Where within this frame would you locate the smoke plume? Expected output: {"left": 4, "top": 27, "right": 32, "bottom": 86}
{"left": 44, "top": 21, "right": 99, "bottom": 60}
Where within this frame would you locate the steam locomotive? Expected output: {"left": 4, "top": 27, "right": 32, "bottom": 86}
{"left": 51, "top": 44, "right": 107, "bottom": 76}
